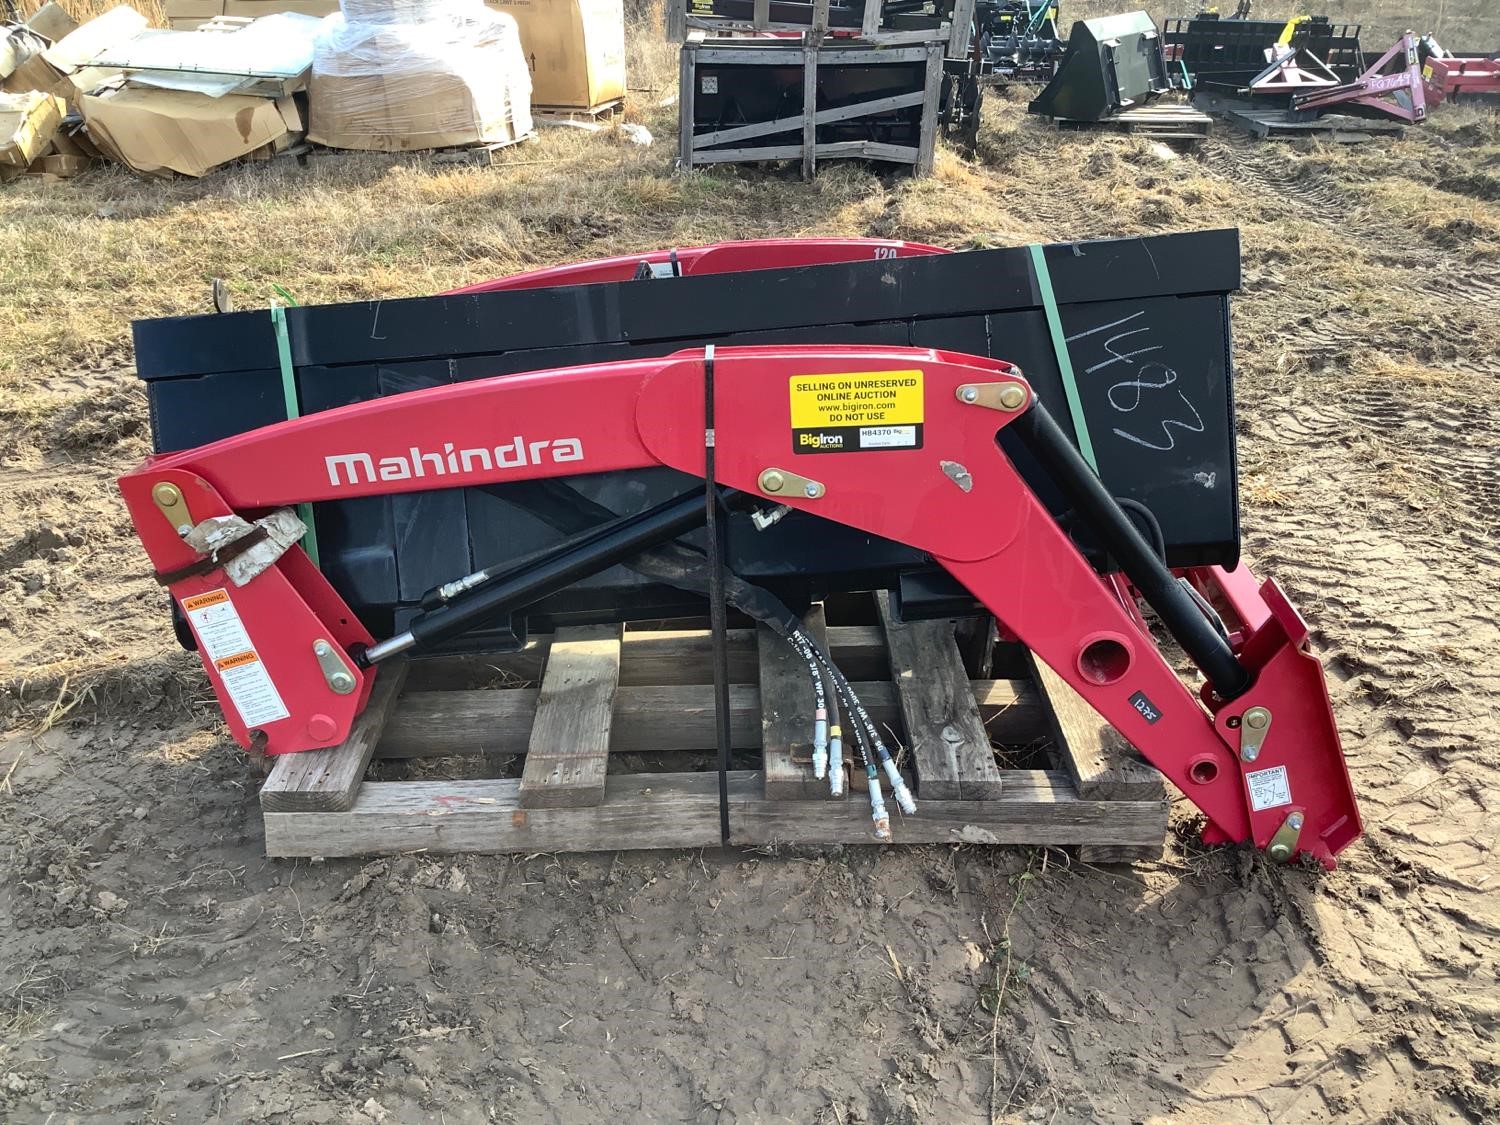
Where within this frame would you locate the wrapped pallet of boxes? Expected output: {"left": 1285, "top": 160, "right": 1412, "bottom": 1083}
{"left": 166, "top": 0, "right": 621, "bottom": 114}
{"left": 309, "top": 0, "right": 533, "bottom": 151}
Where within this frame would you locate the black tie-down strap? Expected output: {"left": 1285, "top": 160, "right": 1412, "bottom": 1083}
{"left": 703, "top": 346, "right": 734, "bottom": 847}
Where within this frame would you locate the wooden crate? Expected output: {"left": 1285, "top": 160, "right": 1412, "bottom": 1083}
{"left": 667, "top": 0, "right": 975, "bottom": 55}
{"left": 260, "top": 597, "right": 1168, "bottom": 860}
{"left": 678, "top": 34, "right": 946, "bottom": 178}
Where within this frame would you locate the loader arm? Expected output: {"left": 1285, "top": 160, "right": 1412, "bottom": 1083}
{"left": 447, "top": 237, "right": 948, "bottom": 294}
{"left": 119, "top": 345, "right": 1360, "bottom": 867}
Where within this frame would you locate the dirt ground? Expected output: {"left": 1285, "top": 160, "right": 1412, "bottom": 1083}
{"left": 3, "top": 15, "right": 1500, "bottom": 1124}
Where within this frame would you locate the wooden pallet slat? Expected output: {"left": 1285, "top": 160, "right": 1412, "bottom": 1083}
{"left": 378, "top": 678, "right": 1044, "bottom": 759}
{"left": 1054, "top": 104, "right": 1214, "bottom": 140}
{"left": 264, "top": 770, "right": 1167, "bottom": 858}
{"left": 876, "top": 593, "right": 1005, "bottom": 800}
{"left": 1028, "top": 654, "right": 1167, "bottom": 862}
{"left": 404, "top": 624, "right": 893, "bottom": 692}
{"left": 759, "top": 607, "right": 842, "bottom": 800}
{"left": 260, "top": 661, "right": 408, "bottom": 814}
{"left": 1028, "top": 655, "right": 1165, "bottom": 802}
{"left": 519, "top": 624, "right": 624, "bottom": 808}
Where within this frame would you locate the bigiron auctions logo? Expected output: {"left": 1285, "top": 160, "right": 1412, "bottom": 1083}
{"left": 797, "top": 432, "right": 845, "bottom": 449}
{"left": 325, "top": 436, "right": 583, "bottom": 487}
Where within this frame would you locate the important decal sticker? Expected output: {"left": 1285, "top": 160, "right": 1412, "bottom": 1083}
{"left": 1245, "top": 764, "right": 1293, "bottom": 812}
{"left": 181, "top": 589, "right": 290, "bottom": 728}
{"left": 790, "top": 370, "right": 924, "bottom": 454}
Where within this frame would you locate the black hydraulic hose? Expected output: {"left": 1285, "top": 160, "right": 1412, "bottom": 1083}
{"left": 1007, "top": 401, "right": 1253, "bottom": 701}
{"left": 362, "top": 490, "right": 710, "bottom": 662}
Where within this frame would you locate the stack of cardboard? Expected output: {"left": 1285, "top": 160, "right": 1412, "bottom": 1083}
{"left": 0, "top": 3, "right": 311, "bottom": 179}
{"left": 0, "top": 89, "right": 65, "bottom": 179}
{"left": 0, "top": 4, "right": 97, "bottom": 179}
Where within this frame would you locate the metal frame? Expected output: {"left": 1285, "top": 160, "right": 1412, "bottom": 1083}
{"left": 1294, "top": 34, "right": 1428, "bottom": 123}
{"left": 1422, "top": 52, "right": 1500, "bottom": 104}
{"left": 679, "top": 35, "right": 946, "bottom": 177}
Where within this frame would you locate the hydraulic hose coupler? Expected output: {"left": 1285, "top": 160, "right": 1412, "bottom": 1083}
{"left": 882, "top": 758, "right": 917, "bottom": 816}
{"left": 867, "top": 765, "right": 891, "bottom": 841}
{"left": 812, "top": 709, "right": 829, "bottom": 780}
{"left": 829, "top": 725, "right": 845, "bottom": 797}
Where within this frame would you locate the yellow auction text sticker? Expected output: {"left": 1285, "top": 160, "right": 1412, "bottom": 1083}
{"left": 789, "top": 370, "right": 924, "bottom": 454}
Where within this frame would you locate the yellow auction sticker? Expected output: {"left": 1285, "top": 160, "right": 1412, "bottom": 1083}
{"left": 789, "top": 370, "right": 924, "bottom": 454}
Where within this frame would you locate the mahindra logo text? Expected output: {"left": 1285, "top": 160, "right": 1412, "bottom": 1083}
{"left": 325, "top": 437, "right": 584, "bottom": 487}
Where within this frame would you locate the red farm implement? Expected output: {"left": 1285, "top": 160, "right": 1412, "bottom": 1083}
{"left": 120, "top": 234, "right": 1361, "bottom": 866}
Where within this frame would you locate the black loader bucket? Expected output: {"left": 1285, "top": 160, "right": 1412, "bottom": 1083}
{"left": 1028, "top": 10, "right": 1173, "bottom": 121}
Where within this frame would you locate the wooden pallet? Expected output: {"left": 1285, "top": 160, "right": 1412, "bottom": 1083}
{"left": 1193, "top": 94, "right": 1405, "bottom": 142}
{"left": 274, "top": 135, "right": 537, "bottom": 168}
{"left": 260, "top": 599, "right": 1168, "bottom": 861}
{"left": 1053, "top": 103, "right": 1214, "bottom": 141}
{"left": 533, "top": 100, "right": 624, "bottom": 127}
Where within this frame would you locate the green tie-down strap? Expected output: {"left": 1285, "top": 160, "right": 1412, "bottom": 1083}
{"left": 270, "top": 302, "right": 321, "bottom": 568}
{"left": 1027, "top": 243, "right": 1099, "bottom": 474}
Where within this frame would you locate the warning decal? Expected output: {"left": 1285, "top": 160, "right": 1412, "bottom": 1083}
{"left": 790, "top": 370, "right": 924, "bottom": 454}
{"left": 182, "top": 588, "right": 290, "bottom": 728}
{"left": 1245, "top": 764, "right": 1292, "bottom": 812}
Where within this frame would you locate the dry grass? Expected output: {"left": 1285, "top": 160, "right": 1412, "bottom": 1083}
{"left": 1, "top": 11, "right": 1497, "bottom": 420}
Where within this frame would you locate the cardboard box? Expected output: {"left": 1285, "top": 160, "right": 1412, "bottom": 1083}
{"left": 1, "top": 23, "right": 48, "bottom": 82}
{"left": 26, "top": 3, "right": 81, "bottom": 43}
{"left": 80, "top": 86, "right": 300, "bottom": 176}
{"left": 491, "top": 0, "right": 624, "bottom": 111}
{"left": 224, "top": 0, "right": 342, "bottom": 17}
{"left": 48, "top": 121, "right": 101, "bottom": 158}
{"left": 29, "top": 152, "right": 93, "bottom": 177}
{"left": 0, "top": 90, "right": 64, "bottom": 166}
{"left": 1, "top": 51, "right": 72, "bottom": 98}
{"left": 4, "top": 7, "right": 137, "bottom": 100}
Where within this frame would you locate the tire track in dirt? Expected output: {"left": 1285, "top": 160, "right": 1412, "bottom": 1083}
{"left": 1198, "top": 137, "right": 1500, "bottom": 318}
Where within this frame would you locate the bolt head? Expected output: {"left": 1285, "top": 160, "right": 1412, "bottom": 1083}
{"left": 961, "top": 386, "right": 979, "bottom": 403}
{"left": 760, "top": 470, "right": 785, "bottom": 493}
{"left": 998, "top": 384, "right": 1026, "bottom": 410}
{"left": 330, "top": 672, "right": 356, "bottom": 694}
{"left": 314, "top": 640, "right": 332, "bottom": 656}
{"left": 1245, "top": 709, "right": 1269, "bottom": 730}
{"left": 1288, "top": 813, "right": 1304, "bottom": 829}
{"left": 1268, "top": 844, "right": 1292, "bottom": 862}
{"left": 1240, "top": 746, "right": 1259, "bottom": 763}
{"left": 803, "top": 482, "right": 820, "bottom": 498}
